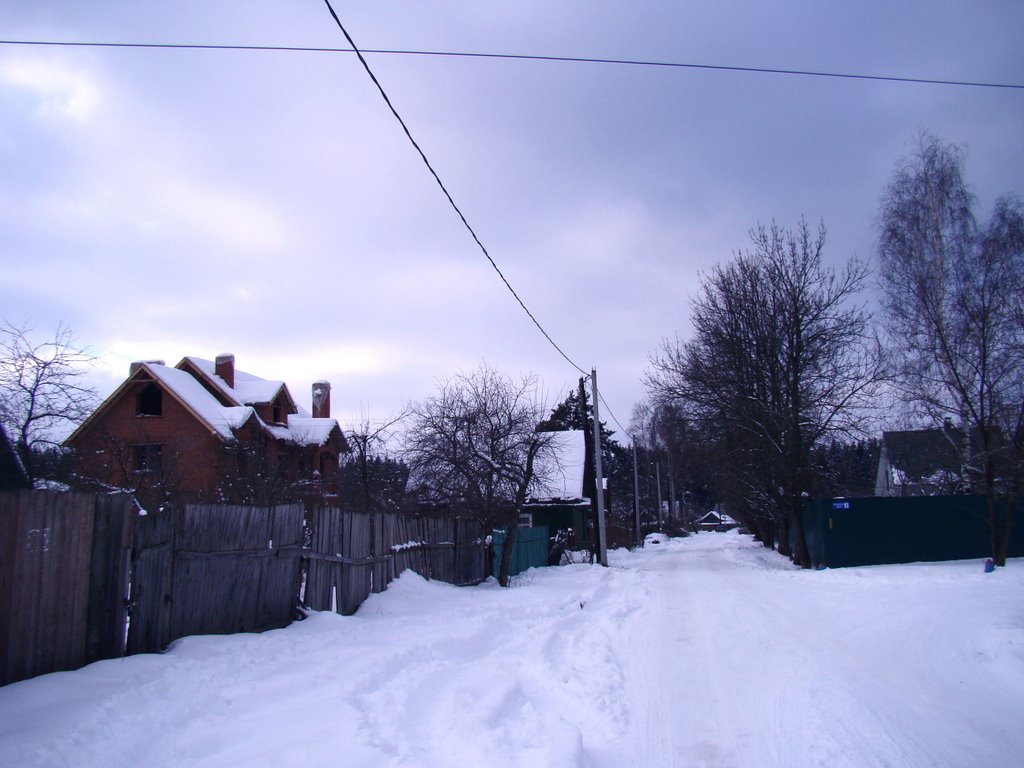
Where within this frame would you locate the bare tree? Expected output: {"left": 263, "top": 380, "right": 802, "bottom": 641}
{"left": 878, "top": 133, "right": 1024, "bottom": 565}
{"left": 342, "top": 407, "right": 410, "bottom": 515}
{"left": 404, "top": 363, "right": 556, "bottom": 586}
{"left": 630, "top": 398, "right": 707, "bottom": 532}
{"left": 0, "top": 320, "right": 98, "bottom": 482}
{"left": 647, "top": 220, "right": 882, "bottom": 566}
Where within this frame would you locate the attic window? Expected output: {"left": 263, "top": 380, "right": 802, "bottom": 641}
{"left": 137, "top": 383, "right": 163, "bottom": 417}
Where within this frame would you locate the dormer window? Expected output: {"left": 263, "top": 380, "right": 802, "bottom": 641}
{"left": 137, "top": 383, "right": 163, "bottom": 416}
{"left": 272, "top": 403, "right": 283, "bottom": 424}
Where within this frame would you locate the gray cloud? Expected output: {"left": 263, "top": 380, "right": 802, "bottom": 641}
{"left": 2, "top": 1, "right": 1023, "bottom": 436}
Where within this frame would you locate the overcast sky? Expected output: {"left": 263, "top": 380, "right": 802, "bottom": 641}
{"left": 3, "top": 1, "right": 1023, "bottom": 441}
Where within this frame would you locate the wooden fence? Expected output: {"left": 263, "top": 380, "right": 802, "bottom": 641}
{"left": 127, "top": 504, "right": 305, "bottom": 655}
{"left": 0, "top": 490, "right": 135, "bottom": 686}
{"left": 304, "top": 509, "right": 488, "bottom": 615}
{"left": 1, "top": 493, "right": 491, "bottom": 685}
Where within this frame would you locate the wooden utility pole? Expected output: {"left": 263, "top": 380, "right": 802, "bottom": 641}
{"left": 578, "top": 376, "right": 596, "bottom": 561}
{"left": 655, "top": 461, "right": 663, "bottom": 528}
{"left": 633, "top": 441, "right": 642, "bottom": 547}
{"left": 590, "top": 369, "right": 608, "bottom": 567}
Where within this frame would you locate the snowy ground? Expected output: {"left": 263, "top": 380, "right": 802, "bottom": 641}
{"left": 2, "top": 531, "right": 1022, "bottom": 767}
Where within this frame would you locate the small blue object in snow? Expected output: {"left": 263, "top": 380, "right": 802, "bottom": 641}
{"left": 984, "top": 558, "right": 996, "bottom": 573}
{"left": 815, "top": 563, "right": 828, "bottom": 571}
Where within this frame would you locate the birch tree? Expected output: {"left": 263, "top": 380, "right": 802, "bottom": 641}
{"left": 878, "top": 134, "right": 1024, "bottom": 564}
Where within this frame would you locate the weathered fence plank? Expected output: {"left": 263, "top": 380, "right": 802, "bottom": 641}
{"left": 303, "top": 508, "right": 489, "bottom": 616}
{"left": 127, "top": 509, "right": 174, "bottom": 654}
{"left": 0, "top": 491, "right": 134, "bottom": 686}
{"left": 85, "top": 494, "right": 134, "bottom": 664}
{"left": 4, "top": 493, "right": 495, "bottom": 685}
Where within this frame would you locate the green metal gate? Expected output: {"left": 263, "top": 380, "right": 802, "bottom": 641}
{"left": 491, "top": 526, "right": 549, "bottom": 578}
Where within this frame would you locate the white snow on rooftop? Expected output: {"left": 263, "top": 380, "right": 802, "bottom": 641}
{"left": 533, "top": 429, "right": 586, "bottom": 501}
{"left": 144, "top": 363, "right": 254, "bottom": 440}
{"left": 145, "top": 361, "right": 338, "bottom": 445}
{"left": 184, "top": 356, "right": 286, "bottom": 406}
{"left": 267, "top": 418, "right": 337, "bottom": 448}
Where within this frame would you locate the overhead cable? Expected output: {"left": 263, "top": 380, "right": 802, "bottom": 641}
{"left": 1, "top": 38, "right": 1021, "bottom": 91}
{"left": 597, "top": 391, "right": 633, "bottom": 443}
{"left": 319, "top": 0, "right": 588, "bottom": 376}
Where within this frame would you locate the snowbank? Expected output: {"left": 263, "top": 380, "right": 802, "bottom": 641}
{"left": 1, "top": 531, "right": 1021, "bottom": 767}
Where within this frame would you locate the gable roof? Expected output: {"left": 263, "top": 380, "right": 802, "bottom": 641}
{"left": 881, "top": 429, "right": 962, "bottom": 485}
{"left": 146, "top": 364, "right": 256, "bottom": 440}
{"left": 67, "top": 358, "right": 343, "bottom": 450}
{"left": 66, "top": 362, "right": 256, "bottom": 444}
{"left": 178, "top": 356, "right": 295, "bottom": 411}
{"left": 532, "top": 430, "right": 587, "bottom": 501}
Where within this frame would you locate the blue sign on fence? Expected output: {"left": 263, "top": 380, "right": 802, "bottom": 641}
{"left": 832, "top": 501, "right": 850, "bottom": 510}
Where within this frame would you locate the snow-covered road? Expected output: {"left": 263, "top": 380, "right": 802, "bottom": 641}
{"left": 2, "top": 531, "right": 1022, "bottom": 767}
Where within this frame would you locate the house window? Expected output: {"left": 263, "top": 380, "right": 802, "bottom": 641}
{"left": 319, "top": 452, "right": 336, "bottom": 479}
{"left": 136, "top": 383, "right": 163, "bottom": 416}
{"left": 132, "top": 444, "right": 162, "bottom": 474}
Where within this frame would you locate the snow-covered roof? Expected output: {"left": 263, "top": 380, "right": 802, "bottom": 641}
{"left": 532, "top": 430, "right": 587, "bottom": 501}
{"left": 182, "top": 356, "right": 286, "bottom": 406}
{"left": 149, "top": 360, "right": 340, "bottom": 447}
{"left": 267, "top": 418, "right": 338, "bottom": 448}
{"left": 145, "top": 364, "right": 255, "bottom": 440}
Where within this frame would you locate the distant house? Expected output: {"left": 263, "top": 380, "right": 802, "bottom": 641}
{"left": 65, "top": 354, "right": 348, "bottom": 509}
{"left": 874, "top": 428, "right": 965, "bottom": 497}
{"left": 0, "top": 422, "right": 30, "bottom": 490}
{"left": 695, "top": 509, "right": 739, "bottom": 532}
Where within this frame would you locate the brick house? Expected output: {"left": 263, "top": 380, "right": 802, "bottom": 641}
{"left": 65, "top": 354, "right": 348, "bottom": 509}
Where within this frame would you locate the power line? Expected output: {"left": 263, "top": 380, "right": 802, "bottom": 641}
{"left": 597, "top": 391, "right": 633, "bottom": 444}
{"left": 1, "top": 38, "right": 1022, "bottom": 91}
{"left": 319, "top": 1, "right": 588, "bottom": 377}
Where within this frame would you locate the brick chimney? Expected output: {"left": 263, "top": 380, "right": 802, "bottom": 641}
{"left": 215, "top": 353, "right": 235, "bottom": 388}
{"left": 312, "top": 381, "right": 331, "bottom": 419}
{"left": 130, "top": 360, "right": 164, "bottom": 375}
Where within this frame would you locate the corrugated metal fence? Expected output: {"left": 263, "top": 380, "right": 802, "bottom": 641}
{"left": 797, "top": 495, "right": 1023, "bottom": 568}
{"left": 491, "top": 526, "right": 550, "bottom": 579}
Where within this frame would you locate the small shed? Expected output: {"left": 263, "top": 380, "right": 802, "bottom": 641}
{"left": 525, "top": 430, "right": 593, "bottom": 547}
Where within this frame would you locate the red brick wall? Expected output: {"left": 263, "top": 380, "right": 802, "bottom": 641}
{"left": 70, "top": 378, "right": 228, "bottom": 507}
{"left": 70, "top": 375, "right": 348, "bottom": 507}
